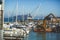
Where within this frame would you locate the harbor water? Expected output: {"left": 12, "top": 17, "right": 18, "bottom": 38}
{"left": 24, "top": 30, "right": 60, "bottom": 40}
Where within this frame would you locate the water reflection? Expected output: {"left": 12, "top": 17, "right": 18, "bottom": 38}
{"left": 36, "top": 32, "right": 46, "bottom": 40}
{"left": 3, "top": 31, "right": 60, "bottom": 40}
{"left": 24, "top": 31, "right": 60, "bottom": 40}
{"left": 56, "top": 33, "right": 60, "bottom": 40}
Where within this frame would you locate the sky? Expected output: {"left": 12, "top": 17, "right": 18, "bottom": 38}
{"left": 4, "top": 0, "right": 60, "bottom": 19}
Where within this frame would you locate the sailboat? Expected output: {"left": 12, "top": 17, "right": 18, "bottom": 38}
{"left": 3, "top": 0, "right": 27, "bottom": 39}
{"left": 20, "top": 7, "right": 31, "bottom": 35}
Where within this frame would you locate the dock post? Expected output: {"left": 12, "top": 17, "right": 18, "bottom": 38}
{"left": 0, "top": 0, "right": 4, "bottom": 40}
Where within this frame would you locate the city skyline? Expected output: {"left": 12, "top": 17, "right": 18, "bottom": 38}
{"left": 4, "top": 0, "right": 60, "bottom": 19}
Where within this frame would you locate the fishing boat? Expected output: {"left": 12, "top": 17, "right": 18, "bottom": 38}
{"left": 33, "top": 24, "right": 45, "bottom": 32}
{"left": 33, "top": 21, "right": 52, "bottom": 32}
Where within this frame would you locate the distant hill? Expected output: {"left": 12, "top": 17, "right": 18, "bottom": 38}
{"left": 4, "top": 14, "right": 44, "bottom": 22}
{"left": 4, "top": 15, "right": 28, "bottom": 22}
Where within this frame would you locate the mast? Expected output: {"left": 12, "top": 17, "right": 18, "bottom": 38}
{"left": 22, "top": 6, "right": 24, "bottom": 24}
{"left": 12, "top": 11, "right": 14, "bottom": 22}
{"left": 16, "top": 0, "right": 18, "bottom": 24}
{"left": 8, "top": 10, "right": 9, "bottom": 23}
{"left": 30, "top": 5, "right": 40, "bottom": 20}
